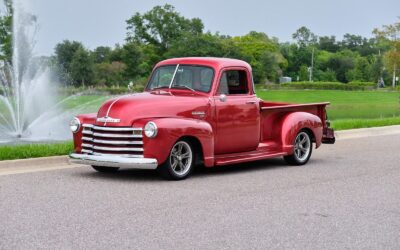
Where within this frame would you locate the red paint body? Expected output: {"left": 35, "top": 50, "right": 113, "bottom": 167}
{"left": 72, "top": 58, "right": 335, "bottom": 167}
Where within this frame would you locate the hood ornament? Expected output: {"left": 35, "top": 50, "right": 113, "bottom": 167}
{"left": 96, "top": 116, "right": 120, "bottom": 123}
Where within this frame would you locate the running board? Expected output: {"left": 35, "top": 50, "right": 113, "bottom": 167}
{"left": 214, "top": 150, "right": 285, "bottom": 166}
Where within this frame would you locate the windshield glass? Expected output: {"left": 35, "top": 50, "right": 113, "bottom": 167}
{"left": 147, "top": 65, "right": 214, "bottom": 93}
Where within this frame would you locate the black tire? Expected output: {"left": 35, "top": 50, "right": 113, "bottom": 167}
{"left": 91, "top": 165, "right": 120, "bottom": 173}
{"left": 284, "top": 130, "right": 313, "bottom": 166}
{"left": 157, "top": 140, "right": 195, "bottom": 180}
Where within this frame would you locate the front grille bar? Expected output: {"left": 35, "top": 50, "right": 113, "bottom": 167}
{"left": 92, "top": 133, "right": 142, "bottom": 138}
{"left": 81, "top": 124, "right": 144, "bottom": 157}
{"left": 93, "top": 146, "right": 144, "bottom": 152}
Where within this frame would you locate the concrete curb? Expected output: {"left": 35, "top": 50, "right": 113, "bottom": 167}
{"left": 0, "top": 125, "right": 400, "bottom": 175}
{"left": 0, "top": 155, "right": 76, "bottom": 176}
{"left": 0, "top": 155, "right": 69, "bottom": 168}
{"left": 335, "top": 125, "right": 400, "bottom": 140}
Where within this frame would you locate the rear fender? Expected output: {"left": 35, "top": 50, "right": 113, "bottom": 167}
{"left": 134, "top": 118, "right": 214, "bottom": 167}
{"left": 280, "top": 112, "right": 323, "bottom": 154}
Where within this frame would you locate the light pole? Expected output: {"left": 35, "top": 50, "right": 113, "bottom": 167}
{"left": 309, "top": 47, "right": 314, "bottom": 82}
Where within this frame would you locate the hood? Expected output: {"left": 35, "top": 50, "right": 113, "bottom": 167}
{"left": 96, "top": 91, "right": 210, "bottom": 126}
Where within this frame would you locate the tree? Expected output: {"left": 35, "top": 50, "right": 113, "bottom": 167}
{"left": 231, "top": 31, "right": 283, "bottom": 83}
{"left": 292, "top": 26, "right": 317, "bottom": 47}
{"left": 126, "top": 4, "right": 204, "bottom": 53}
{"left": 94, "top": 61, "right": 127, "bottom": 87}
{"left": 373, "top": 19, "right": 400, "bottom": 87}
{"left": 54, "top": 40, "right": 84, "bottom": 73}
{"left": 70, "top": 47, "right": 94, "bottom": 87}
{"left": 318, "top": 36, "right": 339, "bottom": 52}
{"left": 165, "top": 32, "right": 225, "bottom": 58}
{"left": 0, "top": 0, "right": 12, "bottom": 62}
{"left": 327, "top": 50, "right": 356, "bottom": 83}
{"left": 121, "top": 42, "right": 144, "bottom": 79}
{"left": 91, "top": 46, "right": 112, "bottom": 64}
{"left": 346, "top": 57, "right": 372, "bottom": 82}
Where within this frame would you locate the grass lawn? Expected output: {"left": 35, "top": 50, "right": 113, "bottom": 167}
{"left": 0, "top": 141, "right": 73, "bottom": 161}
{"left": 256, "top": 89, "right": 400, "bottom": 130}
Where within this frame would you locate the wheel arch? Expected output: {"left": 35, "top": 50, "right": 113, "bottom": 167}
{"left": 280, "top": 112, "right": 323, "bottom": 155}
{"left": 176, "top": 136, "right": 204, "bottom": 167}
{"left": 135, "top": 118, "right": 214, "bottom": 167}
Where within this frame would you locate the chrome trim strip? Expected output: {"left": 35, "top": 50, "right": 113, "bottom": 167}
{"left": 105, "top": 97, "right": 124, "bottom": 119}
{"left": 83, "top": 124, "right": 94, "bottom": 128}
{"left": 92, "top": 152, "right": 144, "bottom": 158}
{"left": 82, "top": 137, "right": 93, "bottom": 141}
{"left": 83, "top": 130, "right": 93, "bottom": 135}
{"left": 91, "top": 126, "right": 142, "bottom": 132}
{"left": 69, "top": 153, "right": 157, "bottom": 170}
{"left": 93, "top": 146, "right": 144, "bottom": 152}
{"left": 93, "top": 139, "right": 143, "bottom": 145}
{"left": 82, "top": 143, "right": 93, "bottom": 148}
{"left": 81, "top": 149, "right": 93, "bottom": 154}
{"left": 93, "top": 133, "right": 142, "bottom": 138}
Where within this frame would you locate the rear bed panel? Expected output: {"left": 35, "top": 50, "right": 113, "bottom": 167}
{"left": 259, "top": 101, "right": 331, "bottom": 147}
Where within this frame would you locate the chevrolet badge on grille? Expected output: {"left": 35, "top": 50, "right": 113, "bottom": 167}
{"left": 96, "top": 116, "right": 120, "bottom": 123}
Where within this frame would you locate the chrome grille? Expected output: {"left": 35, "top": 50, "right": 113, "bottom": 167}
{"left": 81, "top": 124, "right": 143, "bottom": 158}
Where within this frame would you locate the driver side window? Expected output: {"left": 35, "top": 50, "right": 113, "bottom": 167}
{"left": 217, "top": 70, "right": 249, "bottom": 95}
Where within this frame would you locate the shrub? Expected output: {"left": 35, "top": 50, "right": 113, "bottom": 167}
{"left": 262, "top": 81, "right": 377, "bottom": 91}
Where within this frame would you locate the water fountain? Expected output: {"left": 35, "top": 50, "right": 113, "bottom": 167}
{"left": 0, "top": 0, "right": 75, "bottom": 143}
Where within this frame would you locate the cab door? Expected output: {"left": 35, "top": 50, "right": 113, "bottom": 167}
{"left": 214, "top": 68, "right": 260, "bottom": 155}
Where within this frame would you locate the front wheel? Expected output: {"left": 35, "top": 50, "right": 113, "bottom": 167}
{"left": 158, "top": 140, "right": 195, "bottom": 180}
{"left": 284, "top": 130, "right": 313, "bottom": 166}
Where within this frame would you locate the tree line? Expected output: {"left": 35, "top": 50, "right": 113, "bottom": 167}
{"left": 1, "top": 3, "right": 399, "bottom": 87}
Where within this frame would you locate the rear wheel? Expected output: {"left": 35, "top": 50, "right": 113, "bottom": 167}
{"left": 91, "top": 165, "right": 120, "bottom": 173}
{"left": 284, "top": 130, "right": 313, "bottom": 165}
{"left": 158, "top": 140, "right": 194, "bottom": 180}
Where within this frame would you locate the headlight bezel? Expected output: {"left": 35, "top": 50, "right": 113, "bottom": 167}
{"left": 70, "top": 117, "right": 81, "bottom": 133}
{"left": 144, "top": 121, "right": 158, "bottom": 138}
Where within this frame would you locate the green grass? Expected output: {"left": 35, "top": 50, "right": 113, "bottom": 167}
{"left": 257, "top": 90, "right": 400, "bottom": 120}
{"left": 331, "top": 117, "right": 400, "bottom": 130}
{"left": 0, "top": 141, "right": 73, "bottom": 161}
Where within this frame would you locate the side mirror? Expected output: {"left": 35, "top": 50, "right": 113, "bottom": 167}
{"left": 219, "top": 94, "right": 227, "bottom": 102}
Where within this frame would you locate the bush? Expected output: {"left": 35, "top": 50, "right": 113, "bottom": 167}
{"left": 59, "top": 78, "right": 148, "bottom": 96}
{"left": 262, "top": 81, "right": 377, "bottom": 91}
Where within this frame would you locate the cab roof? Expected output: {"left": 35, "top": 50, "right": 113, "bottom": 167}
{"left": 155, "top": 57, "right": 252, "bottom": 71}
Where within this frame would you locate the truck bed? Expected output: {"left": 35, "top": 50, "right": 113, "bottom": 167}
{"left": 260, "top": 101, "right": 330, "bottom": 111}
{"left": 259, "top": 100, "right": 333, "bottom": 144}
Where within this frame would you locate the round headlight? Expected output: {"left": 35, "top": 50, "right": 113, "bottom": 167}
{"left": 144, "top": 121, "right": 158, "bottom": 138}
{"left": 69, "top": 117, "right": 81, "bottom": 133}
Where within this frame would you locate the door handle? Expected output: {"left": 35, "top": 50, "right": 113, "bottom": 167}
{"left": 246, "top": 100, "right": 257, "bottom": 104}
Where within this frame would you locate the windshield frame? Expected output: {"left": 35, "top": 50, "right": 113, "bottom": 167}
{"left": 145, "top": 64, "right": 215, "bottom": 94}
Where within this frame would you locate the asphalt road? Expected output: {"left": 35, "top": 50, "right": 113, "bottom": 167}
{"left": 1, "top": 134, "right": 400, "bottom": 249}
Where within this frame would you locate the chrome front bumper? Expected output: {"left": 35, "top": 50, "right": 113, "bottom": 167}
{"left": 69, "top": 153, "right": 158, "bottom": 170}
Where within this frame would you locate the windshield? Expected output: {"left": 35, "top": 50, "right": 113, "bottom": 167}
{"left": 147, "top": 65, "right": 214, "bottom": 93}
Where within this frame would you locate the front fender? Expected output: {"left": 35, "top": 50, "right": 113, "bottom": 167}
{"left": 73, "top": 113, "right": 97, "bottom": 153}
{"left": 280, "top": 112, "right": 323, "bottom": 154}
{"left": 134, "top": 118, "right": 214, "bottom": 167}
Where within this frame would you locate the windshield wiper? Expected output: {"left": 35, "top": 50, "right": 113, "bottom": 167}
{"left": 150, "top": 86, "right": 170, "bottom": 91}
{"left": 172, "top": 85, "right": 196, "bottom": 92}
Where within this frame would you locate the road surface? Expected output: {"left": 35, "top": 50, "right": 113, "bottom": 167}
{"left": 1, "top": 134, "right": 399, "bottom": 249}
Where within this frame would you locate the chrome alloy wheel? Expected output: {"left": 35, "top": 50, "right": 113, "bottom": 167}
{"left": 294, "top": 132, "right": 311, "bottom": 163}
{"left": 169, "top": 141, "right": 193, "bottom": 176}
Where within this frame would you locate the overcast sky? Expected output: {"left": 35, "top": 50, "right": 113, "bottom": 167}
{"left": 20, "top": 0, "right": 400, "bottom": 56}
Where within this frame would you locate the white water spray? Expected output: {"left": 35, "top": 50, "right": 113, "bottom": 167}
{"left": 0, "top": 0, "right": 75, "bottom": 143}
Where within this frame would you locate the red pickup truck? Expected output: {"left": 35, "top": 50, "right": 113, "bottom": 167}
{"left": 69, "top": 57, "right": 335, "bottom": 180}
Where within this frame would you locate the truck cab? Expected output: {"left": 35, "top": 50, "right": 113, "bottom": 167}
{"left": 69, "top": 57, "right": 335, "bottom": 180}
